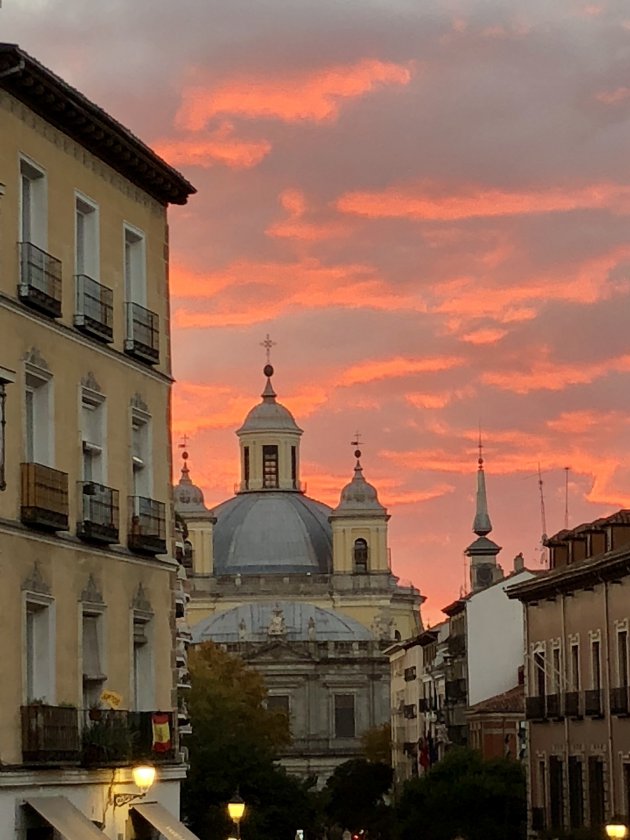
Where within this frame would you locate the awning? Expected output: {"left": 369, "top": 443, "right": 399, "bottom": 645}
{"left": 25, "top": 796, "right": 105, "bottom": 839}
{"left": 133, "top": 802, "right": 201, "bottom": 840}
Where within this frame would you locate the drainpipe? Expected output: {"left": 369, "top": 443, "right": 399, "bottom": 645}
{"left": 602, "top": 578, "right": 615, "bottom": 819}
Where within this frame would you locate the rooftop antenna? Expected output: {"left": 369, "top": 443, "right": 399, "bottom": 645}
{"left": 564, "top": 466, "right": 570, "bottom": 530}
{"left": 538, "top": 463, "right": 548, "bottom": 567}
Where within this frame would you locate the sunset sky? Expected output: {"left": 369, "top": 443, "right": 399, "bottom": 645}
{"left": 5, "top": 0, "right": 630, "bottom": 624}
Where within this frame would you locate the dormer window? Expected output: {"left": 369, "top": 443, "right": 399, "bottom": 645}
{"left": 353, "top": 538, "right": 368, "bottom": 573}
{"left": 262, "top": 445, "right": 278, "bottom": 489}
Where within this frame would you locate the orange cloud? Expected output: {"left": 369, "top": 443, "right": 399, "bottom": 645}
{"left": 266, "top": 188, "right": 352, "bottom": 241}
{"left": 171, "top": 257, "right": 426, "bottom": 327}
{"left": 176, "top": 59, "right": 413, "bottom": 130}
{"left": 481, "top": 351, "right": 630, "bottom": 394}
{"left": 405, "top": 386, "right": 474, "bottom": 410}
{"left": 337, "top": 182, "right": 630, "bottom": 221}
{"left": 459, "top": 327, "right": 508, "bottom": 345}
{"left": 338, "top": 355, "right": 466, "bottom": 387}
{"left": 154, "top": 121, "right": 271, "bottom": 169}
{"left": 596, "top": 87, "right": 630, "bottom": 105}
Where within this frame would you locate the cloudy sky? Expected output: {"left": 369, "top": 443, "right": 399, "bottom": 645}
{"left": 5, "top": 0, "right": 630, "bottom": 623}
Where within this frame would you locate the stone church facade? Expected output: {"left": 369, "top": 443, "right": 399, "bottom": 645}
{"left": 174, "top": 363, "right": 423, "bottom": 782}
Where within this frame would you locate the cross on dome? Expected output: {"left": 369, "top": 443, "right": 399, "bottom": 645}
{"left": 260, "top": 333, "right": 276, "bottom": 364}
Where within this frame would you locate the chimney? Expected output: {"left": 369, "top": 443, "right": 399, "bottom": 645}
{"left": 513, "top": 552, "right": 524, "bottom": 572}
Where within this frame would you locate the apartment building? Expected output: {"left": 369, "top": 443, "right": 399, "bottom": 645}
{"left": 508, "top": 512, "right": 630, "bottom": 838}
{"left": 0, "top": 43, "right": 197, "bottom": 839}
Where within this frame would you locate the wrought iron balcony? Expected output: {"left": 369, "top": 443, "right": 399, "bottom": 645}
{"left": 525, "top": 695, "right": 546, "bottom": 721}
{"left": 74, "top": 275, "right": 113, "bottom": 343}
{"left": 18, "top": 242, "right": 62, "bottom": 318}
{"left": 128, "top": 496, "right": 166, "bottom": 555}
{"left": 610, "top": 686, "right": 629, "bottom": 716}
{"left": 403, "top": 703, "right": 417, "bottom": 719}
{"left": 584, "top": 688, "right": 603, "bottom": 717}
{"left": 546, "top": 693, "right": 563, "bottom": 719}
{"left": 404, "top": 666, "right": 417, "bottom": 681}
{"left": 564, "top": 691, "right": 581, "bottom": 718}
{"left": 21, "top": 462, "right": 68, "bottom": 531}
{"left": 21, "top": 704, "right": 80, "bottom": 764}
{"left": 124, "top": 302, "right": 159, "bottom": 364}
{"left": 77, "top": 482, "right": 119, "bottom": 544}
{"left": 81, "top": 709, "right": 176, "bottom": 765}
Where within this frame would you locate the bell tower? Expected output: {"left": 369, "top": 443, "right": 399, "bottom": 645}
{"left": 329, "top": 442, "right": 390, "bottom": 575}
{"left": 466, "top": 435, "right": 503, "bottom": 592}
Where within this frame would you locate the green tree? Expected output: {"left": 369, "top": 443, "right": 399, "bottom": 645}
{"left": 324, "top": 758, "right": 394, "bottom": 839}
{"left": 396, "top": 748, "right": 526, "bottom": 840}
{"left": 361, "top": 724, "right": 392, "bottom": 765}
{"left": 182, "top": 642, "right": 318, "bottom": 840}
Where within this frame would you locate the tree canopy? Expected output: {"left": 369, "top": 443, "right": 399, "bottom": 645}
{"left": 182, "top": 642, "right": 317, "bottom": 840}
{"left": 324, "top": 758, "right": 394, "bottom": 838}
{"left": 396, "top": 748, "right": 526, "bottom": 840}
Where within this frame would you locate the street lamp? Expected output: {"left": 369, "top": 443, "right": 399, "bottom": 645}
{"left": 228, "top": 792, "right": 246, "bottom": 840}
{"left": 606, "top": 817, "right": 629, "bottom": 839}
{"left": 113, "top": 763, "right": 156, "bottom": 807}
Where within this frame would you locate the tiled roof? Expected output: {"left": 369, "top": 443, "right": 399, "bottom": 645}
{"left": 468, "top": 684, "right": 524, "bottom": 715}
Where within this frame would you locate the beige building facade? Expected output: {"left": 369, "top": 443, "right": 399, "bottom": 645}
{"left": 0, "top": 43, "right": 197, "bottom": 839}
{"left": 509, "top": 511, "right": 630, "bottom": 838}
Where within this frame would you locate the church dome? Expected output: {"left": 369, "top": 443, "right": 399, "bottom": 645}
{"left": 213, "top": 492, "right": 332, "bottom": 575}
{"left": 173, "top": 456, "right": 209, "bottom": 515}
{"left": 191, "top": 600, "right": 373, "bottom": 643}
{"left": 333, "top": 457, "right": 387, "bottom": 515}
{"left": 237, "top": 364, "right": 302, "bottom": 435}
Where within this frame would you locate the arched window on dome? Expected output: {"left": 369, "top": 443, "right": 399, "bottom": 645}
{"left": 353, "top": 538, "right": 368, "bottom": 573}
{"left": 262, "top": 445, "right": 279, "bottom": 489}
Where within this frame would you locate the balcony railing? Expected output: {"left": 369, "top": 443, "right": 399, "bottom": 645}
{"left": 77, "top": 481, "right": 119, "bottom": 544}
{"left": 21, "top": 704, "right": 80, "bottom": 764}
{"left": 404, "top": 666, "right": 417, "bottom": 682}
{"left": 447, "top": 634, "right": 466, "bottom": 658}
{"left": 21, "top": 705, "right": 177, "bottom": 765}
{"left": 125, "top": 302, "right": 159, "bottom": 365}
{"left": 128, "top": 496, "right": 166, "bottom": 555}
{"left": 564, "top": 691, "right": 581, "bottom": 718}
{"left": 584, "top": 689, "right": 603, "bottom": 717}
{"left": 74, "top": 275, "right": 113, "bottom": 343}
{"left": 403, "top": 704, "right": 417, "bottom": 719}
{"left": 610, "top": 686, "right": 629, "bottom": 716}
{"left": 525, "top": 695, "right": 546, "bottom": 721}
{"left": 546, "top": 693, "right": 563, "bottom": 719}
{"left": 18, "top": 242, "right": 62, "bottom": 318}
{"left": 81, "top": 709, "right": 176, "bottom": 765}
{"left": 21, "top": 462, "right": 68, "bottom": 531}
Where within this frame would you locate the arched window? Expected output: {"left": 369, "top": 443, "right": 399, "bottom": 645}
{"left": 353, "top": 538, "right": 368, "bottom": 573}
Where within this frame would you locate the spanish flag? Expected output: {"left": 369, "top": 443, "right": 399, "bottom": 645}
{"left": 152, "top": 713, "right": 172, "bottom": 753}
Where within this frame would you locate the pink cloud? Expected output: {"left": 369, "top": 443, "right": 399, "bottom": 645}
{"left": 154, "top": 121, "right": 271, "bottom": 169}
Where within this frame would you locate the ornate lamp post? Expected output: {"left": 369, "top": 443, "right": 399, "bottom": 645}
{"left": 228, "top": 792, "right": 246, "bottom": 840}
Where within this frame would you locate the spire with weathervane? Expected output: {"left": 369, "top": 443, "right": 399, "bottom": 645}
{"left": 466, "top": 431, "right": 503, "bottom": 592}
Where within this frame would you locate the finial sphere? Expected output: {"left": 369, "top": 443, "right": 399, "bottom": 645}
{"left": 354, "top": 449, "right": 362, "bottom": 459}
{"left": 182, "top": 451, "right": 189, "bottom": 460}
{"left": 264, "top": 363, "right": 274, "bottom": 377}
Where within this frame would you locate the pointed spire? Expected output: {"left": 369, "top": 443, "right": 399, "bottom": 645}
{"left": 179, "top": 436, "right": 192, "bottom": 484}
{"left": 473, "top": 431, "right": 492, "bottom": 536}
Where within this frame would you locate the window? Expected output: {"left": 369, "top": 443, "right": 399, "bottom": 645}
{"left": 25, "top": 597, "right": 53, "bottom": 702}
{"left": 131, "top": 412, "right": 151, "bottom": 497}
{"left": 334, "top": 693, "right": 355, "bottom": 738}
{"left": 25, "top": 368, "right": 52, "bottom": 466}
{"left": 549, "top": 756, "right": 564, "bottom": 831}
{"left": 124, "top": 225, "right": 146, "bottom": 305}
{"left": 82, "top": 611, "right": 105, "bottom": 707}
{"left": 533, "top": 649, "right": 546, "bottom": 697}
{"left": 20, "top": 157, "right": 46, "bottom": 248}
{"left": 588, "top": 757, "right": 605, "bottom": 829}
{"left": 591, "top": 639, "right": 601, "bottom": 690}
{"left": 132, "top": 616, "right": 153, "bottom": 710}
{"left": 81, "top": 391, "right": 105, "bottom": 483}
{"left": 262, "top": 445, "right": 278, "bottom": 489}
{"left": 353, "top": 538, "right": 368, "bottom": 573}
{"left": 0, "top": 366, "right": 15, "bottom": 490}
{"left": 75, "top": 194, "right": 99, "bottom": 278}
{"left": 267, "top": 694, "right": 290, "bottom": 717}
{"left": 568, "top": 757, "right": 584, "bottom": 829}
{"left": 243, "top": 446, "right": 250, "bottom": 488}
{"left": 618, "top": 629, "right": 629, "bottom": 687}
{"left": 291, "top": 446, "right": 297, "bottom": 486}
{"left": 571, "top": 643, "right": 580, "bottom": 691}
{"left": 551, "top": 646, "right": 562, "bottom": 694}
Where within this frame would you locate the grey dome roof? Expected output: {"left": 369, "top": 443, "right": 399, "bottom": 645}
{"left": 237, "top": 373, "right": 302, "bottom": 435}
{"left": 173, "top": 462, "right": 210, "bottom": 515}
{"left": 191, "top": 601, "right": 373, "bottom": 643}
{"left": 333, "top": 461, "right": 386, "bottom": 515}
{"left": 214, "top": 492, "right": 332, "bottom": 574}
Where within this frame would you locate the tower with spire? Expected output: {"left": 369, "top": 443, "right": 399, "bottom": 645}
{"left": 465, "top": 436, "right": 503, "bottom": 592}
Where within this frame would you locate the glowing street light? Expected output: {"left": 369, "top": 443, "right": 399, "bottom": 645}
{"left": 606, "top": 817, "right": 629, "bottom": 839}
{"left": 228, "top": 792, "right": 246, "bottom": 840}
